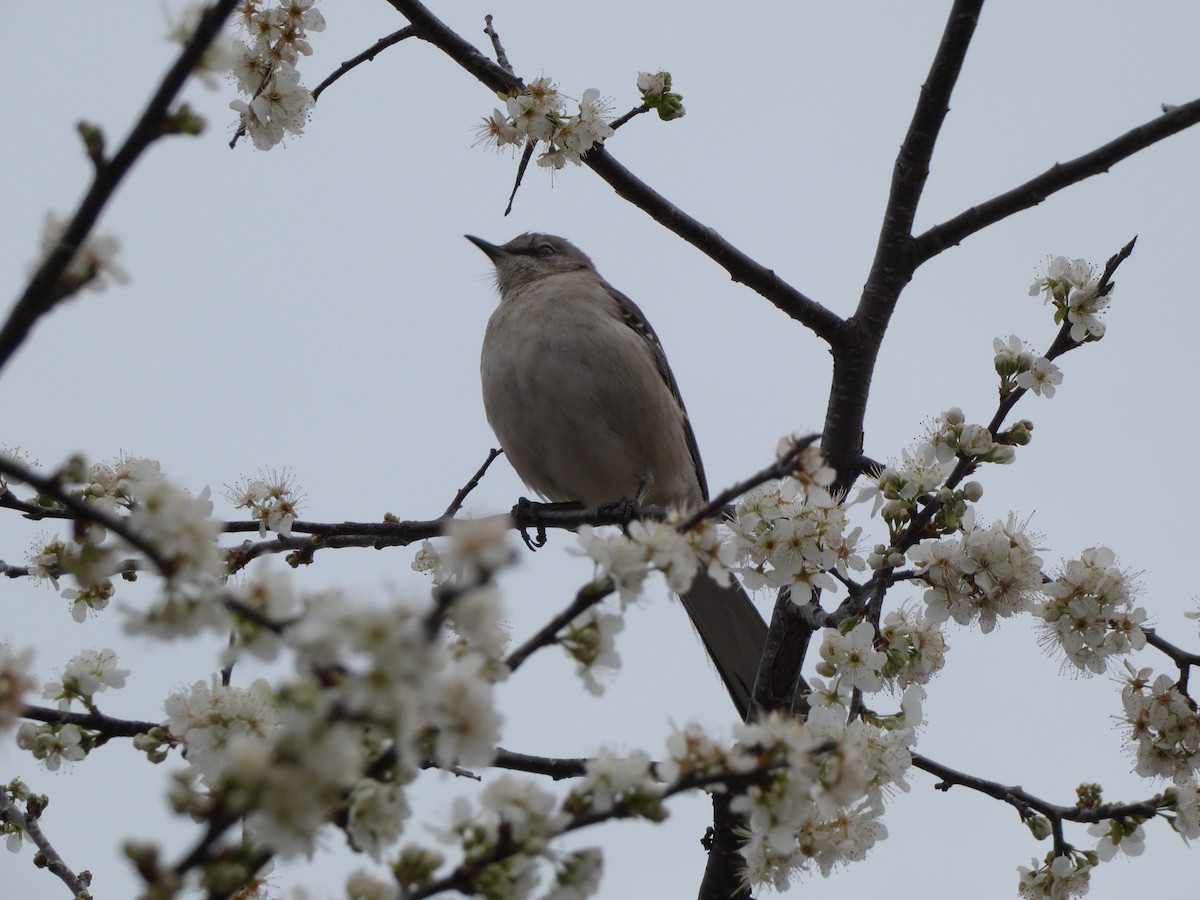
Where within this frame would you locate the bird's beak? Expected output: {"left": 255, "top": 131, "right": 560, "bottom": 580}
{"left": 464, "top": 234, "right": 506, "bottom": 263}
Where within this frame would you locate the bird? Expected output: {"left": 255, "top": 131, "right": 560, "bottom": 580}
{"left": 467, "top": 232, "right": 768, "bottom": 719}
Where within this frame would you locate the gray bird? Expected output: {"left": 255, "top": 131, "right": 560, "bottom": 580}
{"left": 468, "top": 232, "right": 768, "bottom": 718}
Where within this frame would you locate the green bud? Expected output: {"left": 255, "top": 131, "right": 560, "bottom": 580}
{"left": 76, "top": 121, "right": 105, "bottom": 163}
{"left": 1025, "top": 815, "right": 1052, "bottom": 840}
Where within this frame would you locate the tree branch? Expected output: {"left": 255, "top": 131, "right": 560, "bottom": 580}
{"left": 0, "top": 789, "right": 91, "bottom": 897}
{"left": 914, "top": 98, "right": 1200, "bottom": 263}
{"left": 21, "top": 704, "right": 162, "bottom": 740}
{"left": 503, "top": 579, "right": 615, "bottom": 673}
{"left": 0, "top": 454, "right": 172, "bottom": 575}
{"left": 386, "top": 0, "right": 841, "bottom": 342}
{"left": 0, "top": 0, "right": 241, "bottom": 376}
{"left": 311, "top": 27, "right": 415, "bottom": 102}
{"left": 912, "top": 750, "right": 1164, "bottom": 852}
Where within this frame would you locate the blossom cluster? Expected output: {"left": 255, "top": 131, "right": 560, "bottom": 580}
{"left": 863, "top": 424, "right": 990, "bottom": 548}
{"left": 19, "top": 454, "right": 225, "bottom": 625}
{"left": 476, "top": 77, "right": 615, "bottom": 170}
{"left": 993, "top": 334, "right": 1063, "bottom": 398}
{"left": 734, "top": 692, "right": 921, "bottom": 888}
{"left": 878, "top": 606, "right": 948, "bottom": 689}
{"left": 1037, "top": 547, "right": 1146, "bottom": 674}
{"left": 1017, "top": 850, "right": 1095, "bottom": 900}
{"left": 728, "top": 480, "right": 864, "bottom": 595}
{"left": 1120, "top": 664, "right": 1200, "bottom": 783}
{"left": 560, "top": 608, "right": 624, "bottom": 696}
{"left": 928, "top": 407, "right": 1019, "bottom": 467}
{"left": 1029, "top": 255, "right": 1111, "bottom": 343}
{"left": 41, "top": 648, "right": 129, "bottom": 710}
{"left": 222, "top": 0, "right": 324, "bottom": 149}
{"left": 575, "top": 515, "right": 732, "bottom": 605}
{"left": 907, "top": 513, "right": 1044, "bottom": 633}
{"left": 161, "top": 579, "right": 505, "bottom": 858}
{"left": 225, "top": 467, "right": 304, "bottom": 537}
{"left": 14, "top": 649, "right": 130, "bottom": 771}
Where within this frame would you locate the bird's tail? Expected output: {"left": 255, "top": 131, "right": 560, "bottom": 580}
{"left": 678, "top": 573, "right": 768, "bottom": 720}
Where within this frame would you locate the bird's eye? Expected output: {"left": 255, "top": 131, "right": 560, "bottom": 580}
{"left": 535, "top": 243, "right": 555, "bottom": 258}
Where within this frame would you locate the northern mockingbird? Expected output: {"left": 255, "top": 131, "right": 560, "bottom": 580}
{"left": 467, "top": 232, "right": 768, "bottom": 718}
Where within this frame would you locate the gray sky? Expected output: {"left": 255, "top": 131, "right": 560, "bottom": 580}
{"left": 2, "top": 2, "right": 1199, "bottom": 897}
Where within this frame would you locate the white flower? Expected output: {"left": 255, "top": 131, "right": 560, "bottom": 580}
{"left": 225, "top": 468, "right": 303, "bottom": 537}
{"left": 29, "top": 212, "right": 130, "bottom": 294}
{"left": 1017, "top": 852, "right": 1093, "bottom": 899}
{"left": 167, "top": 2, "right": 238, "bottom": 88}
{"left": 1170, "top": 778, "right": 1200, "bottom": 839}
{"left": 479, "top": 776, "right": 568, "bottom": 852}
{"left": 1017, "top": 356, "right": 1063, "bottom": 397}
{"left": 571, "top": 748, "right": 661, "bottom": 817}
{"left": 428, "top": 654, "right": 501, "bottom": 768}
{"left": 909, "top": 516, "right": 1042, "bottom": 633}
{"left": 819, "top": 621, "right": 885, "bottom": 693}
{"left": 729, "top": 482, "right": 861, "bottom": 594}
{"left": 544, "top": 848, "right": 603, "bottom": 900}
{"left": 42, "top": 648, "right": 128, "bottom": 709}
{"left": 562, "top": 608, "right": 624, "bottom": 696}
{"left": 17, "top": 722, "right": 86, "bottom": 770}
{"left": 879, "top": 607, "right": 947, "bottom": 687}
{"left": 165, "top": 677, "right": 279, "bottom": 784}
{"left": 0, "top": 646, "right": 36, "bottom": 732}
{"left": 347, "top": 779, "right": 411, "bottom": 861}
{"left": 475, "top": 108, "right": 524, "bottom": 149}
{"left": 1088, "top": 820, "right": 1144, "bottom": 861}
{"left": 1066, "top": 284, "right": 1109, "bottom": 341}
{"left": 636, "top": 71, "right": 668, "bottom": 97}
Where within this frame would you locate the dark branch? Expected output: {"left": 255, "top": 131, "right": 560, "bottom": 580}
{"left": 583, "top": 147, "right": 842, "bottom": 341}
{"left": 386, "top": 0, "right": 840, "bottom": 341}
{"left": 21, "top": 704, "right": 163, "bottom": 739}
{"left": 0, "top": 455, "right": 172, "bottom": 575}
{"left": 0, "top": 0, "right": 241, "bottom": 376}
{"left": 492, "top": 747, "right": 589, "bottom": 780}
{"left": 443, "top": 448, "right": 504, "bottom": 518}
{"left": 913, "top": 751, "right": 1163, "bottom": 826}
{"left": 504, "top": 579, "right": 615, "bottom": 673}
{"left": 914, "top": 98, "right": 1200, "bottom": 263}
{"left": 311, "top": 27, "right": 415, "bottom": 102}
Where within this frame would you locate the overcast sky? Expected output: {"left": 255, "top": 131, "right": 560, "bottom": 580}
{"left": 2, "top": 2, "right": 1199, "bottom": 898}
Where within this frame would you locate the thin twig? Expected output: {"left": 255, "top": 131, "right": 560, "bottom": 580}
{"left": 0, "top": 791, "right": 91, "bottom": 897}
{"left": 677, "top": 434, "right": 819, "bottom": 533}
{"left": 443, "top": 448, "right": 503, "bottom": 518}
{"left": 482, "top": 15, "right": 512, "bottom": 74}
{"left": 503, "top": 579, "right": 615, "bottom": 673}
{"left": 311, "top": 27, "right": 415, "bottom": 102}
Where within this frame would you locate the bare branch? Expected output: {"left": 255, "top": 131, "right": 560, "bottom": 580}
{"left": 442, "top": 448, "right": 504, "bottom": 518}
{"left": 584, "top": 148, "right": 842, "bottom": 341}
{"left": 311, "top": 27, "right": 416, "bottom": 102}
{"left": 493, "top": 747, "right": 589, "bottom": 780}
{"left": 21, "top": 704, "right": 162, "bottom": 739}
{"left": 914, "top": 99, "right": 1200, "bottom": 263}
{"left": 482, "top": 15, "right": 513, "bottom": 74}
{"left": 913, "top": 751, "right": 1164, "bottom": 836}
{"left": 0, "top": 0, "right": 241, "bottom": 376}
